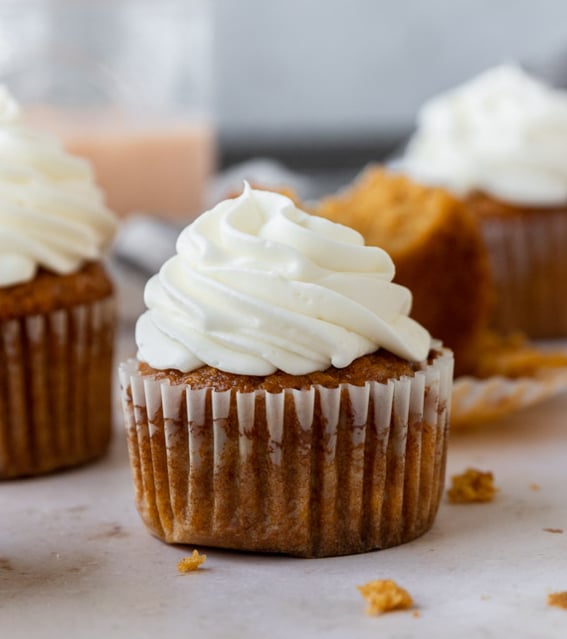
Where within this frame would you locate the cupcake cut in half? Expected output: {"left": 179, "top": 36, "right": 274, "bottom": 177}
{"left": 0, "top": 87, "right": 117, "bottom": 478}
{"left": 119, "top": 183, "right": 454, "bottom": 557}
{"left": 399, "top": 64, "right": 567, "bottom": 338}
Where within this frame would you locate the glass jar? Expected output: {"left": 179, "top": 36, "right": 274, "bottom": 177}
{"left": 0, "top": 0, "right": 215, "bottom": 221}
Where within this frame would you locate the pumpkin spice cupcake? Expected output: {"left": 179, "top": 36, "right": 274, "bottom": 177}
{"left": 119, "top": 183, "right": 453, "bottom": 557}
{"left": 0, "top": 87, "right": 117, "bottom": 478}
{"left": 399, "top": 64, "right": 567, "bottom": 338}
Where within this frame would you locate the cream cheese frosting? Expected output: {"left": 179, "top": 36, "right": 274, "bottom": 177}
{"left": 136, "top": 183, "right": 431, "bottom": 375}
{"left": 399, "top": 64, "right": 567, "bottom": 206}
{"left": 0, "top": 87, "right": 117, "bottom": 287}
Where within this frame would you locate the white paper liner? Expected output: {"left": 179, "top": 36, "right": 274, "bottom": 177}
{"left": 481, "top": 212, "right": 567, "bottom": 337}
{"left": 0, "top": 296, "right": 115, "bottom": 478}
{"left": 119, "top": 347, "right": 454, "bottom": 557}
{"left": 452, "top": 367, "right": 567, "bottom": 428}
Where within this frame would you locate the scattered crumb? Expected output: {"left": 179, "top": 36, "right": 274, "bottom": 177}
{"left": 447, "top": 468, "right": 497, "bottom": 504}
{"left": 548, "top": 592, "right": 567, "bottom": 610}
{"left": 412, "top": 610, "right": 421, "bottom": 619}
{"left": 480, "top": 595, "right": 491, "bottom": 601}
{"left": 357, "top": 579, "right": 413, "bottom": 616}
{"left": 543, "top": 528, "right": 564, "bottom": 534}
{"left": 530, "top": 484, "right": 541, "bottom": 492}
{"left": 177, "top": 550, "right": 206, "bottom": 574}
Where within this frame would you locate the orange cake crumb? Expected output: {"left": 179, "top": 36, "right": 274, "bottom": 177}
{"left": 447, "top": 468, "right": 497, "bottom": 504}
{"left": 471, "top": 331, "right": 567, "bottom": 379}
{"left": 357, "top": 579, "right": 414, "bottom": 616}
{"left": 530, "top": 483, "right": 541, "bottom": 492}
{"left": 543, "top": 528, "right": 564, "bottom": 534}
{"left": 177, "top": 550, "right": 206, "bottom": 573}
{"left": 548, "top": 592, "right": 567, "bottom": 609}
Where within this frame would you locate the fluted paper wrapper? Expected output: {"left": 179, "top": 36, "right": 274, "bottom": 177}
{"left": 452, "top": 367, "right": 567, "bottom": 428}
{"left": 482, "top": 212, "right": 567, "bottom": 337}
{"left": 0, "top": 297, "right": 115, "bottom": 478}
{"left": 119, "top": 348, "right": 453, "bottom": 557}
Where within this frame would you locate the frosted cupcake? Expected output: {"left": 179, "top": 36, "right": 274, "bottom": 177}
{"left": 0, "top": 88, "right": 117, "bottom": 478}
{"left": 399, "top": 64, "right": 567, "bottom": 337}
{"left": 119, "top": 183, "right": 453, "bottom": 557}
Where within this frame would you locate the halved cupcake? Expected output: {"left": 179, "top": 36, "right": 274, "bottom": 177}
{"left": 399, "top": 64, "right": 567, "bottom": 338}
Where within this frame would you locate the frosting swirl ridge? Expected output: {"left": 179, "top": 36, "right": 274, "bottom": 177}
{"left": 0, "top": 86, "right": 117, "bottom": 287}
{"left": 399, "top": 64, "right": 567, "bottom": 205}
{"left": 136, "top": 183, "right": 431, "bottom": 375}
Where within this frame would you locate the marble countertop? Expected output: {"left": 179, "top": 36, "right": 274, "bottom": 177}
{"left": 2, "top": 325, "right": 567, "bottom": 638}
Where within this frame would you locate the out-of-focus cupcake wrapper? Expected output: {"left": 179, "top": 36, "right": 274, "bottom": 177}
{"left": 482, "top": 212, "right": 567, "bottom": 337}
{"left": 452, "top": 368, "right": 567, "bottom": 428}
{"left": 119, "top": 348, "right": 453, "bottom": 557}
{"left": 0, "top": 297, "right": 115, "bottom": 479}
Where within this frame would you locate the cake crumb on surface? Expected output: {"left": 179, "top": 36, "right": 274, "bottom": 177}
{"left": 357, "top": 579, "right": 413, "bottom": 616}
{"left": 543, "top": 528, "right": 564, "bottom": 534}
{"left": 548, "top": 592, "right": 567, "bottom": 609}
{"left": 447, "top": 468, "right": 497, "bottom": 503}
{"left": 177, "top": 550, "right": 206, "bottom": 574}
{"left": 530, "top": 483, "right": 541, "bottom": 491}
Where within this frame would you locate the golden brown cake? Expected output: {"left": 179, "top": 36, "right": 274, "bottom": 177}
{"left": 357, "top": 579, "right": 414, "bottom": 615}
{"left": 447, "top": 468, "right": 497, "bottom": 503}
{"left": 119, "top": 184, "right": 454, "bottom": 557}
{"left": 121, "top": 347, "right": 452, "bottom": 557}
{"left": 177, "top": 550, "right": 206, "bottom": 573}
{"left": 0, "top": 87, "right": 117, "bottom": 479}
{"left": 315, "top": 168, "right": 493, "bottom": 376}
{"left": 0, "top": 263, "right": 115, "bottom": 478}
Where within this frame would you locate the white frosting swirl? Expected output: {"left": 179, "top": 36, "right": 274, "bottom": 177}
{"left": 400, "top": 64, "right": 567, "bottom": 205}
{"left": 136, "top": 183, "right": 431, "bottom": 375}
{"left": 0, "top": 87, "right": 117, "bottom": 287}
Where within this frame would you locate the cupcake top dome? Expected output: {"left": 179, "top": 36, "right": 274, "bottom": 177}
{"left": 136, "top": 183, "right": 431, "bottom": 375}
{"left": 0, "top": 87, "right": 117, "bottom": 287}
{"left": 399, "top": 64, "right": 567, "bottom": 206}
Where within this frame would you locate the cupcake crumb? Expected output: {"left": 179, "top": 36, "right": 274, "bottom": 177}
{"left": 177, "top": 550, "right": 206, "bottom": 573}
{"left": 530, "top": 483, "right": 541, "bottom": 491}
{"left": 543, "top": 528, "right": 563, "bottom": 534}
{"left": 357, "top": 579, "right": 413, "bottom": 616}
{"left": 447, "top": 468, "right": 497, "bottom": 503}
{"left": 412, "top": 610, "right": 421, "bottom": 619}
{"left": 548, "top": 592, "right": 567, "bottom": 609}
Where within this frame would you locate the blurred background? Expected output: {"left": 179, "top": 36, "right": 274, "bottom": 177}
{"left": 1, "top": 0, "right": 567, "bottom": 215}
{"left": 215, "top": 0, "right": 567, "bottom": 170}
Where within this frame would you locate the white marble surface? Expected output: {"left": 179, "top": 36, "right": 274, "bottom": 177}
{"left": 2, "top": 343, "right": 567, "bottom": 638}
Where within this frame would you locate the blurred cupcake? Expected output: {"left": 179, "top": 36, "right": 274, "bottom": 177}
{"left": 399, "top": 64, "right": 567, "bottom": 337}
{"left": 0, "top": 88, "right": 117, "bottom": 478}
{"left": 119, "top": 183, "right": 453, "bottom": 557}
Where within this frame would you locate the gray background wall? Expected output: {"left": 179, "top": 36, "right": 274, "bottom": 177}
{"left": 213, "top": 0, "right": 567, "bottom": 149}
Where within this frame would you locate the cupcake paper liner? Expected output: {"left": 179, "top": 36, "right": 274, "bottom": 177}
{"left": 119, "top": 348, "right": 453, "bottom": 557}
{"left": 482, "top": 212, "right": 567, "bottom": 337}
{"left": 451, "top": 367, "right": 567, "bottom": 428}
{"left": 0, "top": 296, "right": 115, "bottom": 478}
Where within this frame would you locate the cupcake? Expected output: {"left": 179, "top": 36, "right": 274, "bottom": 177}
{"left": 315, "top": 167, "right": 492, "bottom": 376}
{"left": 119, "top": 183, "right": 453, "bottom": 557}
{"left": 399, "top": 64, "right": 567, "bottom": 338}
{"left": 0, "top": 88, "right": 117, "bottom": 478}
